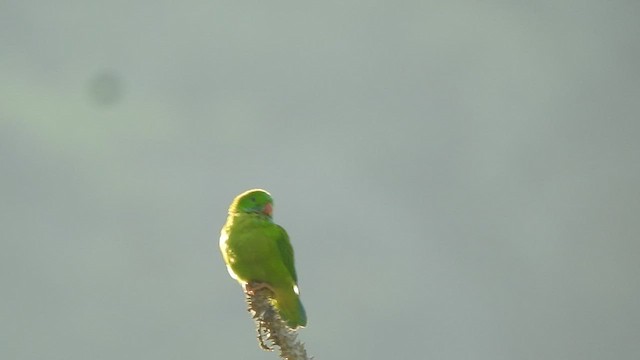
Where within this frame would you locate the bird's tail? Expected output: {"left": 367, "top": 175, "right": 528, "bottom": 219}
{"left": 274, "top": 287, "right": 307, "bottom": 329}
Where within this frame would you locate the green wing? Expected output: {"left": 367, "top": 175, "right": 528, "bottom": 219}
{"left": 275, "top": 225, "right": 298, "bottom": 283}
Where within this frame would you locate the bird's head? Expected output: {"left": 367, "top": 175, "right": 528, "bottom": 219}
{"left": 229, "top": 189, "right": 273, "bottom": 218}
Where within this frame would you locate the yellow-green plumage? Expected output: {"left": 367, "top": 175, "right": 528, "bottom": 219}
{"left": 220, "top": 189, "right": 307, "bottom": 328}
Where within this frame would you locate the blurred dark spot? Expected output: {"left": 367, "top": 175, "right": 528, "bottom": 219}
{"left": 87, "top": 70, "right": 123, "bottom": 107}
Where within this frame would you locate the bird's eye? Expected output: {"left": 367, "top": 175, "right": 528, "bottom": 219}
{"left": 250, "top": 197, "right": 256, "bottom": 202}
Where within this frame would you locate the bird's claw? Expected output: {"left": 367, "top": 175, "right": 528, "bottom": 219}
{"left": 244, "top": 281, "right": 275, "bottom": 295}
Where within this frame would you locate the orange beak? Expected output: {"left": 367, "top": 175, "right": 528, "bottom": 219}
{"left": 263, "top": 203, "right": 273, "bottom": 216}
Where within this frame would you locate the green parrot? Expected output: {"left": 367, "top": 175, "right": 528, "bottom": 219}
{"left": 219, "top": 189, "right": 307, "bottom": 329}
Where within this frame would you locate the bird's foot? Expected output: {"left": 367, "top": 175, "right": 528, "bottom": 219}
{"left": 244, "top": 282, "right": 275, "bottom": 295}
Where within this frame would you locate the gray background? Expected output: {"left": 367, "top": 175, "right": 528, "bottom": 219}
{"left": 2, "top": 1, "right": 639, "bottom": 359}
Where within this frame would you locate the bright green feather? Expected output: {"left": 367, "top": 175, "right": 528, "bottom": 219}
{"left": 220, "top": 189, "right": 307, "bottom": 328}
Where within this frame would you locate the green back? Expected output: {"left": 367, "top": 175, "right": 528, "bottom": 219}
{"left": 275, "top": 225, "right": 297, "bottom": 283}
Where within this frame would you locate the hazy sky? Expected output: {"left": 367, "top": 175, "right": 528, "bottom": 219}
{"left": 2, "top": 1, "right": 639, "bottom": 359}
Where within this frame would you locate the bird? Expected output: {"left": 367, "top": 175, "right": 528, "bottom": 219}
{"left": 219, "top": 189, "right": 307, "bottom": 328}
